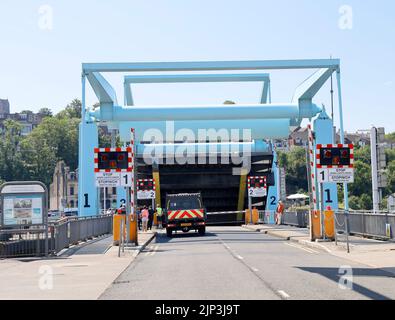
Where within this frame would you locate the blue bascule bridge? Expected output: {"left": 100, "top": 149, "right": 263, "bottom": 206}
{"left": 78, "top": 59, "right": 349, "bottom": 225}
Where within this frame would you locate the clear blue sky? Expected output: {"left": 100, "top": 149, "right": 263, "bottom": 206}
{"left": 0, "top": 0, "right": 394, "bottom": 132}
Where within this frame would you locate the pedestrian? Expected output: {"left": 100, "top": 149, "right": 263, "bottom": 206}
{"left": 148, "top": 206, "right": 154, "bottom": 231}
{"left": 275, "top": 201, "right": 285, "bottom": 225}
{"left": 156, "top": 205, "right": 163, "bottom": 229}
{"left": 138, "top": 206, "right": 142, "bottom": 231}
{"left": 141, "top": 206, "right": 149, "bottom": 232}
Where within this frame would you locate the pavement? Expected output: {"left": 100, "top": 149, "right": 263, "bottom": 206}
{"left": 0, "top": 230, "right": 156, "bottom": 300}
{"left": 242, "top": 224, "right": 395, "bottom": 276}
{"left": 100, "top": 226, "right": 395, "bottom": 300}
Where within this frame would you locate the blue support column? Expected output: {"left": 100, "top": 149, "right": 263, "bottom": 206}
{"left": 313, "top": 109, "right": 339, "bottom": 210}
{"left": 78, "top": 74, "right": 99, "bottom": 217}
{"left": 266, "top": 148, "right": 280, "bottom": 223}
{"left": 78, "top": 121, "right": 99, "bottom": 216}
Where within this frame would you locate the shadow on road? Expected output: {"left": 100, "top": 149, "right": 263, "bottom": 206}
{"left": 298, "top": 266, "right": 394, "bottom": 300}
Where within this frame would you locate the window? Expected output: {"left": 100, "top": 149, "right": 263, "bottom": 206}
{"left": 70, "top": 187, "right": 74, "bottom": 196}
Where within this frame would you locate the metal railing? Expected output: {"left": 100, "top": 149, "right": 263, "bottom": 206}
{"left": 0, "top": 214, "right": 113, "bottom": 258}
{"left": 0, "top": 228, "right": 49, "bottom": 258}
{"left": 335, "top": 212, "right": 394, "bottom": 241}
{"left": 51, "top": 214, "right": 113, "bottom": 254}
{"left": 278, "top": 210, "right": 394, "bottom": 241}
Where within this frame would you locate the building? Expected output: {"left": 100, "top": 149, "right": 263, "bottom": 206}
{"left": 49, "top": 161, "right": 118, "bottom": 212}
{"left": 0, "top": 99, "right": 10, "bottom": 114}
{"left": 0, "top": 99, "right": 46, "bottom": 135}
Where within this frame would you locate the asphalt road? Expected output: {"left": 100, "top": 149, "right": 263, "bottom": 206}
{"left": 100, "top": 227, "right": 395, "bottom": 300}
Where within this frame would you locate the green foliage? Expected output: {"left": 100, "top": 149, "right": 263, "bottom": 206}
{"left": 38, "top": 107, "right": 53, "bottom": 117}
{"left": 0, "top": 120, "right": 24, "bottom": 182}
{"left": 278, "top": 147, "right": 308, "bottom": 195}
{"left": 0, "top": 98, "right": 118, "bottom": 188}
{"left": 56, "top": 99, "right": 82, "bottom": 119}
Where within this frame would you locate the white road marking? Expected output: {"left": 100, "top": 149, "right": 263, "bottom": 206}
{"left": 278, "top": 290, "right": 290, "bottom": 299}
{"left": 252, "top": 267, "right": 259, "bottom": 272}
{"left": 150, "top": 245, "right": 159, "bottom": 256}
{"left": 236, "top": 255, "right": 244, "bottom": 260}
{"left": 284, "top": 242, "right": 319, "bottom": 254}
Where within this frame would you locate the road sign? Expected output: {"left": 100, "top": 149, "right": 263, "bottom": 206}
{"left": 317, "top": 167, "right": 354, "bottom": 183}
{"left": 95, "top": 172, "right": 132, "bottom": 187}
{"left": 94, "top": 147, "right": 133, "bottom": 173}
{"left": 248, "top": 176, "right": 267, "bottom": 198}
{"left": 317, "top": 168, "right": 329, "bottom": 183}
{"left": 328, "top": 168, "right": 354, "bottom": 183}
{"left": 137, "top": 179, "right": 156, "bottom": 199}
{"left": 137, "top": 190, "right": 156, "bottom": 200}
{"left": 248, "top": 188, "right": 267, "bottom": 198}
{"left": 316, "top": 144, "right": 354, "bottom": 169}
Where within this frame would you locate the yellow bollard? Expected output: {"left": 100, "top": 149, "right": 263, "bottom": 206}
{"left": 310, "top": 210, "right": 322, "bottom": 241}
{"left": 324, "top": 210, "right": 335, "bottom": 240}
{"left": 113, "top": 214, "right": 139, "bottom": 245}
{"left": 113, "top": 214, "right": 126, "bottom": 246}
{"left": 245, "top": 209, "right": 259, "bottom": 225}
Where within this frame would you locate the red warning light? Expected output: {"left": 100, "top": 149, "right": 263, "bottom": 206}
{"left": 333, "top": 156, "right": 340, "bottom": 165}
{"left": 324, "top": 150, "right": 332, "bottom": 158}
{"left": 109, "top": 160, "right": 117, "bottom": 168}
{"left": 341, "top": 150, "right": 349, "bottom": 158}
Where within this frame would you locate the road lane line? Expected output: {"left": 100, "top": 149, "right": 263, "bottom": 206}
{"left": 278, "top": 290, "right": 290, "bottom": 299}
{"left": 284, "top": 242, "right": 318, "bottom": 254}
{"left": 217, "top": 236, "right": 285, "bottom": 300}
{"left": 150, "top": 245, "right": 159, "bottom": 256}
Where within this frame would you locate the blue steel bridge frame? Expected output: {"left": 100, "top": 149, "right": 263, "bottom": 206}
{"left": 78, "top": 59, "right": 348, "bottom": 219}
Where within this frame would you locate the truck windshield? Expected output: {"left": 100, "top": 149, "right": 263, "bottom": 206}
{"left": 168, "top": 197, "right": 201, "bottom": 210}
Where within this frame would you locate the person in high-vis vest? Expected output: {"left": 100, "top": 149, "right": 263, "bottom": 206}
{"left": 156, "top": 205, "right": 163, "bottom": 229}
{"left": 275, "top": 201, "right": 285, "bottom": 225}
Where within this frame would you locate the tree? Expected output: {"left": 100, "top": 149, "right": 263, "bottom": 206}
{"left": 278, "top": 147, "right": 309, "bottom": 195}
{"left": 0, "top": 120, "right": 24, "bottom": 182}
{"left": 57, "top": 98, "right": 82, "bottom": 119}
{"left": 19, "top": 137, "right": 57, "bottom": 186}
{"left": 27, "top": 117, "right": 80, "bottom": 171}
{"left": 38, "top": 107, "right": 53, "bottom": 117}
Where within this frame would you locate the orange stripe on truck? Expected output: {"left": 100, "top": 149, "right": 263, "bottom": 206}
{"left": 167, "top": 209, "right": 204, "bottom": 220}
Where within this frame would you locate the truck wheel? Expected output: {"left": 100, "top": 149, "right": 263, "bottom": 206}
{"left": 166, "top": 228, "right": 172, "bottom": 237}
{"left": 198, "top": 227, "right": 206, "bottom": 236}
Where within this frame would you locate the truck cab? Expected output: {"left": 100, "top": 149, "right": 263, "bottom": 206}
{"left": 165, "top": 193, "right": 206, "bottom": 237}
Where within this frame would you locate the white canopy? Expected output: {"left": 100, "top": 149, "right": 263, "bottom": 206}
{"left": 287, "top": 194, "right": 309, "bottom": 200}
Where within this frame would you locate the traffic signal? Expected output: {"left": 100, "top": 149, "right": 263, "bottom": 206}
{"left": 248, "top": 177, "right": 267, "bottom": 189}
{"left": 95, "top": 148, "right": 132, "bottom": 171}
{"left": 137, "top": 179, "right": 155, "bottom": 191}
{"left": 318, "top": 145, "right": 353, "bottom": 167}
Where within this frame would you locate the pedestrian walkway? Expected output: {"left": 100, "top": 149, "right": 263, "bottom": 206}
{"left": 243, "top": 224, "right": 395, "bottom": 276}
{"left": 0, "top": 231, "right": 156, "bottom": 300}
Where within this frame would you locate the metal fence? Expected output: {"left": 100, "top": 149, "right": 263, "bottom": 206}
{"left": 335, "top": 212, "right": 395, "bottom": 240}
{"left": 278, "top": 210, "right": 395, "bottom": 241}
{"left": 0, "top": 228, "right": 49, "bottom": 258}
{"left": 0, "top": 214, "right": 113, "bottom": 258}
